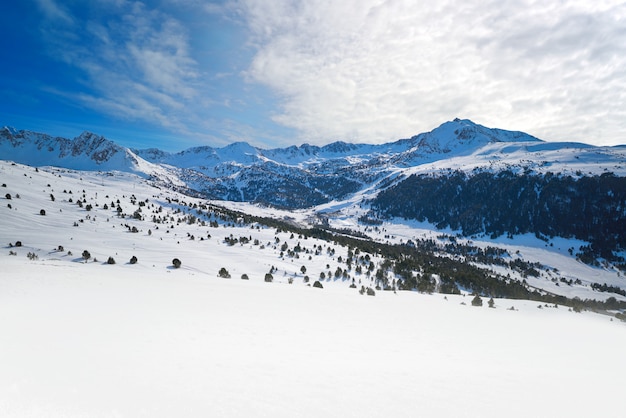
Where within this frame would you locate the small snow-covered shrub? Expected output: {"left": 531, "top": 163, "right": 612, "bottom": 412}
{"left": 241, "top": 274, "right": 249, "bottom": 280}
{"left": 130, "top": 255, "right": 138, "bottom": 265}
{"left": 172, "top": 258, "right": 182, "bottom": 268}
{"left": 264, "top": 273, "right": 273, "bottom": 282}
{"left": 107, "top": 256, "right": 116, "bottom": 265}
{"left": 313, "top": 280, "right": 323, "bottom": 289}
{"left": 40, "top": 209, "right": 46, "bottom": 216}
{"left": 218, "top": 267, "right": 231, "bottom": 278}
{"left": 471, "top": 294, "right": 483, "bottom": 307}
{"left": 82, "top": 250, "right": 91, "bottom": 261}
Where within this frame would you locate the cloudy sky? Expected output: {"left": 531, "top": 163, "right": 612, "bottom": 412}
{"left": 1, "top": 0, "right": 624, "bottom": 150}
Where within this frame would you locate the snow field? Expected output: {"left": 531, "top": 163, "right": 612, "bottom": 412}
{"left": 2, "top": 260, "right": 625, "bottom": 417}
{"left": 1, "top": 161, "right": 626, "bottom": 417}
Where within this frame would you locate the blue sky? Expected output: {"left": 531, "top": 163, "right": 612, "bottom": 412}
{"left": 1, "top": 0, "right": 625, "bottom": 151}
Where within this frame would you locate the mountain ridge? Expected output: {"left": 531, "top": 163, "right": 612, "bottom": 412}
{"left": 0, "top": 118, "right": 600, "bottom": 171}
{"left": 2, "top": 118, "right": 626, "bottom": 262}
{"left": 2, "top": 119, "right": 625, "bottom": 210}
{"left": 0, "top": 126, "right": 146, "bottom": 174}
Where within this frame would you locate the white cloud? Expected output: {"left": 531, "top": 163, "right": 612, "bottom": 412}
{"left": 239, "top": 0, "right": 626, "bottom": 145}
{"left": 34, "top": 0, "right": 74, "bottom": 25}
{"left": 39, "top": 0, "right": 201, "bottom": 135}
{"left": 31, "top": 0, "right": 626, "bottom": 147}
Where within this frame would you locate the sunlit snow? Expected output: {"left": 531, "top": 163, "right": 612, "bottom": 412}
{"left": 1, "top": 160, "right": 625, "bottom": 417}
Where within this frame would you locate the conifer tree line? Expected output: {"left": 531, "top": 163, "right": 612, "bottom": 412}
{"left": 369, "top": 171, "right": 626, "bottom": 262}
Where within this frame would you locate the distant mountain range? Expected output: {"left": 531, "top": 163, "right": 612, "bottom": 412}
{"left": 2, "top": 118, "right": 625, "bottom": 259}
{"left": 3, "top": 118, "right": 624, "bottom": 207}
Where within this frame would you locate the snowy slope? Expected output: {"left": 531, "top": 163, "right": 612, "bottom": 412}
{"left": 3, "top": 262, "right": 626, "bottom": 418}
{"left": 1, "top": 160, "right": 625, "bottom": 418}
{"left": 2, "top": 120, "right": 625, "bottom": 270}
{"left": 1, "top": 159, "right": 624, "bottom": 300}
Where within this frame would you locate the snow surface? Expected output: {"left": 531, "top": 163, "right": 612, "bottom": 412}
{"left": 1, "top": 161, "right": 626, "bottom": 417}
{"left": 3, "top": 262, "right": 626, "bottom": 418}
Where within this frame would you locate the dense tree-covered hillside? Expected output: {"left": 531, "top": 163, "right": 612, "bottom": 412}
{"left": 369, "top": 171, "right": 626, "bottom": 261}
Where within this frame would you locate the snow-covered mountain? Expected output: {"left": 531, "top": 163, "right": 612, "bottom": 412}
{"left": 131, "top": 118, "right": 546, "bottom": 176}
{"left": 0, "top": 127, "right": 151, "bottom": 173}
{"left": 3, "top": 118, "right": 626, "bottom": 260}
{"left": 3, "top": 120, "right": 626, "bottom": 418}
{"left": 4, "top": 119, "right": 625, "bottom": 209}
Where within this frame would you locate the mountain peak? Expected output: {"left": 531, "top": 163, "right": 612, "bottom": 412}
{"left": 451, "top": 117, "right": 474, "bottom": 124}
{"left": 393, "top": 119, "right": 545, "bottom": 162}
{"left": 76, "top": 130, "right": 102, "bottom": 140}
{"left": 223, "top": 141, "right": 258, "bottom": 154}
{"left": 2, "top": 126, "right": 20, "bottom": 136}
{"left": 435, "top": 118, "right": 540, "bottom": 144}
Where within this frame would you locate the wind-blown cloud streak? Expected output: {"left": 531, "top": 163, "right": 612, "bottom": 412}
{"left": 39, "top": 1, "right": 200, "bottom": 133}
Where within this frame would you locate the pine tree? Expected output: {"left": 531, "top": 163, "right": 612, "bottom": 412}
{"left": 471, "top": 294, "right": 483, "bottom": 307}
